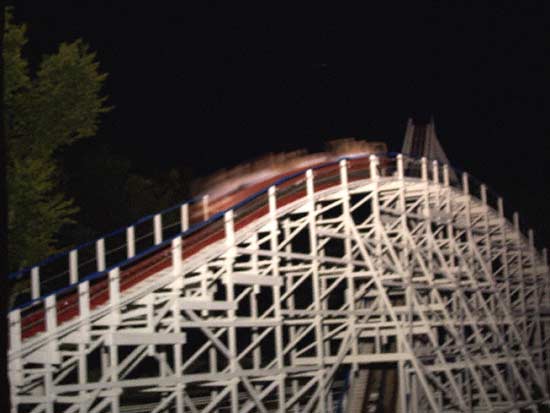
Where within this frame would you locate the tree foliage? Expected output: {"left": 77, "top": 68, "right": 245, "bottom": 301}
{"left": 4, "top": 9, "right": 110, "bottom": 270}
{"left": 60, "top": 141, "right": 192, "bottom": 245}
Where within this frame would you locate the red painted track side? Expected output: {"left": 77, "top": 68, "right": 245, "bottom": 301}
{"left": 20, "top": 157, "right": 377, "bottom": 341}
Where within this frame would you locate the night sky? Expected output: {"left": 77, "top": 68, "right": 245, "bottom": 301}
{"left": 11, "top": 2, "right": 548, "bottom": 246}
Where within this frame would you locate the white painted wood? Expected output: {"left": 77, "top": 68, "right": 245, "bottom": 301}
{"left": 8, "top": 154, "right": 550, "bottom": 413}
{"left": 106, "top": 332, "right": 186, "bottom": 346}
{"left": 154, "top": 214, "right": 162, "bottom": 245}
{"left": 69, "top": 250, "right": 78, "bottom": 284}
{"left": 31, "top": 267, "right": 40, "bottom": 300}
{"left": 181, "top": 203, "right": 189, "bottom": 232}
{"left": 126, "top": 226, "right": 135, "bottom": 258}
{"left": 96, "top": 238, "right": 106, "bottom": 272}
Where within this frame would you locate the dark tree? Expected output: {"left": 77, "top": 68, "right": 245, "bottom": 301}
{"left": 3, "top": 8, "right": 111, "bottom": 271}
{"left": 0, "top": 2, "right": 9, "bottom": 411}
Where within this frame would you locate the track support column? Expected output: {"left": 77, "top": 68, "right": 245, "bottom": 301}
{"left": 268, "top": 186, "right": 287, "bottom": 412}
{"left": 224, "top": 210, "right": 239, "bottom": 413}
{"left": 306, "top": 169, "right": 327, "bottom": 412}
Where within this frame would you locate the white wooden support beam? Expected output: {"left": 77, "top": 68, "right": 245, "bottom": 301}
{"left": 432, "top": 160, "right": 439, "bottom": 184}
{"left": 126, "top": 226, "right": 135, "bottom": 259}
{"left": 181, "top": 203, "right": 189, "bottom": 232}
{"left": 224, "top": 209, "right": 235, "bottom": 243}
{"left": 223, "top": 209, "right": 239, "bottom": 412}
{"left": 45, "top": 295, "right": 57, "bottom": 412}
{"left": 281, "top": 218, "right": 300, "bottom": 412}
{"left": 224, "top": 211, "right": 235, "bottom": 258}
{"left": 507, "top": 264, "right": 528, "bottom": 358}
{"left": 140, "top": 294, "right": 155, "bottom": 356}
{"left": 78, "top": 281, "right": 90, "bottom": 412}
{"left": 396, "top": 154, "right": 404, "bottom": 180}
{"left": 209, "top": 338, "right": 218, "bottom": 403}
{"left": 8, "top": 310, "right": 23, "bottom": 386}
{"left": 305, "top": 168, "right": 327, "bottom": 412}
{"left": 154, "top": 214, "right": 162, "bottom": 245}
{"left": 306, "top": 169, "right": 314, "bottom": 199}
{"left": 78, "top": 281, "right": 90, "bottom": 327}
{"left": 172, "top": 295, "right": 184, "bottom": 413}
{"left": 339, "top": 159, "right": 349, "bottom": 189}
{"left": 421, "top": 157, "right": 428, "bottom": 182}
{"left": 369, "top": 154, "right": 379, "bottom": 181}
{"left": 96, "top": 238, "right": 106, "bottom": 272}
{"left": 496, "top": 195, "right": 512, "bottom": 313}
{"left": 479, "top": 182, "right": 493, "bottom": 282}
{"left": 497, "top": 197, "right": 504, "bottom": 219}
{"left": 45, "top": 295, "right": 57, "bottom": 334}
{"left": 480, "top": 184, "right": 487, "bottom": 205}
{"left": 109, "top": 268, "right": 121, "bottom": 325}
{"left": 513, "top": 212, "right": 520, "bottom": 233}
{"left": 443, "top": 164, "right": 450, "bottom": 187}
{"left": 106, "top": 332, "right": 186, "bottom": 346}
{"left": 227, "top": 274, "right": 282, "bottom": 287}
{"left": 172, "top": 237, "right": 182, "bottom": 276}
{"left": 543, "top": 248, "right": 550, "bottom": 373}
{"left": 544, "top": 247, "right": 549, "bottom": 297}
{"left": 371, "top": 155, "right": 383, "bottom": 261}
{"left": 341, "top": 158, "right": 359, "bottom": 375}
{"left": 69, "top": 250, "right": 78, "bottom": 284}
{"left": 31, "top": 267, "right": 40, "bottom": 300}
{"left": 462, "top": 172, "right": 469, "bottom": 195}
{"left": 527, "top": 227, "right": 544, "bottom": 375}
{"left": 180, "top": 300, "right": 236, "bottom": 311}
{"left": 268, "top": 184, "right": 286, "bottom": 411}
{"left": 8, "top": 310, "right": 21, "bottom": 353}
{"left": 248, "top": 233, "right": 261, "bottom": 374}
{"left": 398, "top": 360, "right": 407, "bottom": 413}
{"left": 110, "top": 339, "right": 120, "bottom": 413}
{"left": 224, "top": 210, "right": 235, "bottom": 255}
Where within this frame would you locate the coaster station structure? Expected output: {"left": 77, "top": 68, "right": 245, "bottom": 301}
{"left": 6, "top": 139, "right": 550, "bottom": 412}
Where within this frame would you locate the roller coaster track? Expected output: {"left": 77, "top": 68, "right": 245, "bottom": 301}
{"left": 7, "top": 153, "right": 550, "bottom": 412}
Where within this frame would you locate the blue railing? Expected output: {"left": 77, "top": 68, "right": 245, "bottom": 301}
{"left": 8, "top": 152, "right": 534, "bottom": 312}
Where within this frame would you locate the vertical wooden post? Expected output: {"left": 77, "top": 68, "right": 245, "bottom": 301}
{"left": 443, "top": 164, "right": 450, "bottom": 187}
{"left": 109, "top": 268, "right": 120, "bottom": 325}
{"left": 223, "top": 210, "right": 239, "bottom": 412}
{"left": 8, "top": 310, "right": 22, "bottom": 386}
{"left": 96, "top": 238, "right": 105, "bottom": 272}
{"left": 78, "top": 281, "right": 90, "bottom": 413}
{"left": 181, "top": 203, "right": 189, "bottom": 232}
{"left": 396, "top": 154, "right": 404, "bottom": 180}
{"left": 462, "top": 172, "right": 469, "bottom": 196}
{"left": 432, "top": 160, "right": 439, "bottom": 184}
{"left": 126, "top": 226, "right": 135, "bottom": 259}
{"left": 45, "top": 295, "right": 57, "bottom": 413}
{"left": 420, "top": 157, "right": 428, "bottom": 182}
{"left": 268, "top": 185, "right": 286, "bottom": 410}
{"left": 480, "top": 184, "right": 487, "bottom": 205}
{"left": 31, "top": 267, "right": 40, "bottom": 300}
{"left": 370, "top": 154, "right": 379, "bottom": 181}
{"left": 306, "top": 168, "right": 327, "bottom": 412}
{"left": 154, "top": 214, "right": 162, "bottom": 245}
{"left": 69, "top": 250, "right": 78, "bottom": 284}
{"left": 172, "top": 237, "right": 182, "bottom": 280}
